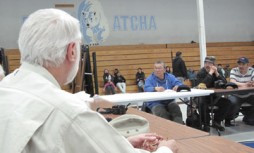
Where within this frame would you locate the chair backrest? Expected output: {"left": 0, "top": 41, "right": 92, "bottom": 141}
{"left": 141, "top": 102, "right": 151, "bottom": 113}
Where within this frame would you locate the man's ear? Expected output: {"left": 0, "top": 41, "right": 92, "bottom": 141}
{"left": 66, "top": 42, "right": 76, "bottom": 61}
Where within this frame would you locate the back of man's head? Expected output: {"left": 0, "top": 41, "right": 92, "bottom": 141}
{"left": 18, "top": 8, "right": 82, "bottom": 68}
{"left": 176, "top": 51, "right": 182, "bottom": 57}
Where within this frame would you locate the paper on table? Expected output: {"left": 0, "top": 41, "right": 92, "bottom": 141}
{"left": 164, "top": 89, "right": 176, "bottom": 92}
{"left": 93, "top": 94, "right": 114, "bottom": 103}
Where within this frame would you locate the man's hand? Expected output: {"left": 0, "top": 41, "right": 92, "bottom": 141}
{"left": 127, "top": 133, "right": 163, "bottom": 151}
{"left": 209, "top": 66, "right": 216, "bottom": 74}
{"left": 172, "top": 86, "right": 178, "bottom": 91}
{"left": 127, "top": 133, "right": 178, "bottom": 152}
{"left": 158, "top": 139, "right": 178, "bottom": 153}
{"left": 247, "top": 81, "right": 254, "bottom": 87}
{"left": 209, "top": 65, "right": 220, "bottom": 77}
{"left": 155, "top": 86, "right": 165, "bottom": 92}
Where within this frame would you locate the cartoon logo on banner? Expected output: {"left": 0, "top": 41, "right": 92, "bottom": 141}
{"left": 78, "top": 0, "right": 109, "bottom": 46}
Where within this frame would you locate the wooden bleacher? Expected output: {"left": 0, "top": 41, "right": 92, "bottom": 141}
{"left": 90, "top": 42, "right": 254, "bottom": 95}
{"left": 0, "top": 48, "right": 74, "bottom": 92}
{"left": 1, "top": 42, "right": 254, "bottom": 95}
{"left": 1, "top": 49, "right": 21, "bottom": 74}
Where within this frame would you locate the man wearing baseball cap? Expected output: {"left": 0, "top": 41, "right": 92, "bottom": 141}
{"left": 237, "top": 57, "right": 249, "bottom": 64}
{"left": 226, "top": 57, "right": 254, "bottom": 126}
{"left": 196, "top": 56, "right": 232, "bottom": 132}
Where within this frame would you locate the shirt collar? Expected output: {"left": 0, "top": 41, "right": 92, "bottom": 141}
{"left": 20, "top": 62, "right": 60, "bottom": 88}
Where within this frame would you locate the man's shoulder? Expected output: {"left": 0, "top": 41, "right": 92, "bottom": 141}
{"left": 145, "top": 73, "right": 157, "bottom": 82}
{"left": 248, "top": 67, "right": 254, "bottom": 72}
{"left": 197, "top": 67, "right": 206, "bottom": 74}
{"left": 231, "top": 67, "right": 239, "bottom": 73}
{"left": 12, "top": 75, "right": 91, "bottom": 119}
{"left": 165, "top": 72, "right": 174, "bottom": 78}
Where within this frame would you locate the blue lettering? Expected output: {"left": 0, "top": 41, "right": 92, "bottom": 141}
{"left": 139, "top": 16, "right": 147, "bottom": 30}
{"left": 149, "top": 16, "right": 156, "bottom": 30}
{"left": 113, "top": 15, "right": 157, "bottom": 31}
{"left": 113, "top": 16, "right": 121, "bottom": 31}
{"left": 130, "top": 16, "right": 138, "bottom": 31}
{"left": 120, "top": 16, "right": 129, "bottom": 31}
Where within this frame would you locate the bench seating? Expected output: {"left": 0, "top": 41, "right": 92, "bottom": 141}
{"left": 2, "top": 42, "right": 254, "bottom": 94}
{"left": 90, "top": 42, "right": 254, "bottom": 95}
{"left": 1, "top": 49, "right": 73, "bottom": 93}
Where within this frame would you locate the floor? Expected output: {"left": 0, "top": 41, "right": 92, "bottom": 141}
{"left": 179, "top": 103, "right": 254, "bottom": 143}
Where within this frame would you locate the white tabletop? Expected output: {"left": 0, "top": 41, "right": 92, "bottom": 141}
{"left": 95, "top": 89, "right": 214, "bottom": 105}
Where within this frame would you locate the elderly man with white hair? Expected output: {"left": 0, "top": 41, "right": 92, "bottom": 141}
{"left": 0, "top": 9, "right": 177, "bottom": 153}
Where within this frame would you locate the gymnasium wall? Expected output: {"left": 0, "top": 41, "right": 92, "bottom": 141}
{"left": 0, "top": 0, "right": 253, "bottom": 48}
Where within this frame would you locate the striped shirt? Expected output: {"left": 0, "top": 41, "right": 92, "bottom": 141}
{"left": 230, "top": 67, "right": 254, "bottom": 83}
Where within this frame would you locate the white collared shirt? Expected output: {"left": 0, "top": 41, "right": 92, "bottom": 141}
{"left": 0, "top": 62, "right": 172, "bottom": 153}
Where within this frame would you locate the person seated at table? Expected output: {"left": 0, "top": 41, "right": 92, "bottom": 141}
{"left": 144, "top": 60, "right": 183, "bottom": 124}
{"left": 103, "top": 69, "right": 116, "bottom": 95}
{"left": 224, "top": 64, "right": 231, "bottom": 79}
{"left": 217, "top": 64, "right": 225, "bottom": 78}
{"left": 196, "top": 56, "right": 233, "bottom": 131}
{"left": 226, "top": 57, "right": 254, "bottom": 126}
{"left": 187, "top": 68, "right": 197, "bottom": 87}
{"left": 114, "top": 71, "right": 126, "bottom": 93}
{"left": 136, "top": 67, "right": 145, "bottom": 92}
{"left": 0, "top": 8, "right": 178, "bottom": 153}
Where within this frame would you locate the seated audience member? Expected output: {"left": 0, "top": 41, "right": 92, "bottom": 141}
{"left": 0, "top": 64, "right": 5, "bottom": 81}
{"left": 224, "top": 64, "right": 231, "bottom": 78}
{"left": 103, "top": 69, "right": 116, "bottom": 95}
{"left": 196, "top": 56, "right": 233, "bottom": 131}
{"left": 187, "top": 68, "right": 197, "bottom": 87}
{"left": 165, "top": 66, "right": 171, "bottom": 73}
{"left": 144, "top": 61, "right": 183, "bottom": 124}
{"left": 113, "top": 68, "right": 119, "bottom": 77}
{"left": 217, "top": 64, "right": 225, "bottom": 78}
{"left": 226, "top": 57, "right": 254, "bottom": 126}
{"left": 0, "top": 9, "right": 178, "bottom": 153}
{"left": 136, "top": 67, "right": 145, "bottom": 92}
{"left": 114, "top": 71, "right": 126, "bottom": 93}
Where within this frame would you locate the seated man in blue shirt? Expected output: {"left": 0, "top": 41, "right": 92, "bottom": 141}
{"left": 144, "top": 60, "right": 183, "bottom": 124}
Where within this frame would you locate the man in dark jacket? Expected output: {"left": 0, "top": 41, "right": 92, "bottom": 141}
{"left": 172, "top": 51, "right": 188, "bottom": 83}
{"left": 114, "top": 71, "right": 126, "bottom": 93}
{"left": 196, "top": 56, "right": 233, "bottom": 132}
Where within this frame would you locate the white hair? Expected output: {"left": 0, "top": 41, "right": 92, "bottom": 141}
{"left": 18, "top": 8, "right": 82, "bottom": 67}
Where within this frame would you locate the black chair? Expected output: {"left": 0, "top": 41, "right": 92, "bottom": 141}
{"left": 141, "top": 102, "right": 152, "bottom": 113}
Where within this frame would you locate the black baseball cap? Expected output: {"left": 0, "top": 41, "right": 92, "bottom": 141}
{"left": 237, "top": 57, "right": 249, "bottom": 64}
{"left": 204, "top": 56, "right": 216, "bottom": 64}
